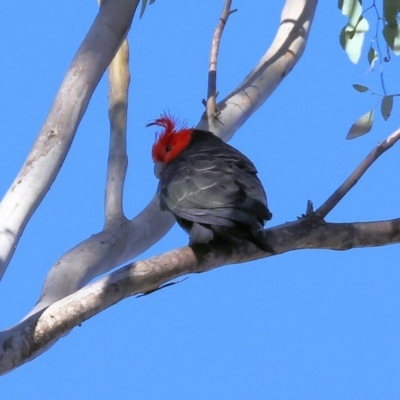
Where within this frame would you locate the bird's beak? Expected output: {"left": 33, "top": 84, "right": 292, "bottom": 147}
{"left": 154, "top": 162, "right": 166, "bottom": 179}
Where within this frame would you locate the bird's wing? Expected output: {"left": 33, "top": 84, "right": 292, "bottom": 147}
{"left": 160, "top": 153, "right": 271, "bottom": 226}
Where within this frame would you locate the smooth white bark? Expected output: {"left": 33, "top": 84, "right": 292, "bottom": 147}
{"left": 198, "top": 0, "right": 318, "bottom": 138}
{"left": 105, "top": 39, "right": 130, "bottom": 222}
{"left": 29, "top": 0, "right": 318, "bottom": 315}
{"left": 0, "top": 0, "right": 318, "bottom": 373}
{"left": 0, "top": 0, "right": 139, "bottom": 281}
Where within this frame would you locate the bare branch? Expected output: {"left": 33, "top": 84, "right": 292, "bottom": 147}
{"left": 105, "top": 39, "right": 130, "bottom": 222}
{"left": 23, "top": 122, "right": 400, "bottom": 350}
{"left": 316, "top": 127, "right": 400, "bottom": 218}
{"left": 0, "top": 0, "right": 140, "bottom": 281}
{"left": 206, "top": 0, "right": 236, "bottom": 118}
{"left": 0, "top": 0, "right": 317, "bottom": 367}
{"left": 1, "top": 216, "right": 399, "bottom": 374}
{"left": 198, "top": 0, "right": 318, "bottom": 140}
{"left": 22, "top": 0, "right": 317, "bottom": 316}
{"left": 25, "top": 194, "right": 174, "bottom": 319}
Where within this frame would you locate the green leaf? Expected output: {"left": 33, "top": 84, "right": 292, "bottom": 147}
{"left": 352, "top": 84, "right": 369, "bottom": 92}
{"left": 383, "top": 24, "right": 400, "bottom": 55}
{"left": 340, "top": 21, "right": 369, "bottom": 63}
{"left": 367, "top": 46, "right": 378, "bottom": 68}
{"left": 140, "top": 0, "right": 156, "bottom": 18}
{"left": 140, "top": 0, "right": 148, "bottom": 18}
{"left": 339, "top": 0, "right": 369, "bottom": 63}
{"left": 340, "top": 0, "right": 362, "bottom": 26}
{"left": 381, "top": 95, "right": 394, "bottom": 120}
{"left": 383, "top": 0, "right": 400, "bottom": 26}
{"left": 346, "top": 110, "right": 374, "bottom": 139}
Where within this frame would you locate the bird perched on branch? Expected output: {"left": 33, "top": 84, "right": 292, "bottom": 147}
{"left": 148, "top": 114, "right": 274, "bottom": 253}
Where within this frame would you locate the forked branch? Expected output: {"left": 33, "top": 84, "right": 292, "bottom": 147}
{"left": 0, "top": 0, "right": 139, "bottom": 281}
{"left": 198, "top": 0, "right": 318, "bottom": 138}
{"left": 4, "top": 122, "right": 400, "bottom": 374}
{"left": 0, "top": 0, "right": 318, "bottom": 372}
{"left": 27, "top": 0, "right": 317, "bottom": 316}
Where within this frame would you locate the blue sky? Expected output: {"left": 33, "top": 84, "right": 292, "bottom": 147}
{"left": 1, "top": 1, "right": 400, "bottom": 399}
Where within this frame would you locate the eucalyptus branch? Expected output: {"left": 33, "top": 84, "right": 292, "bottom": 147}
{"left": 0, "top": 0, "right": 139, "bottom": 281}
{"left": 0, "top": 0, "right": 317, "bottom": 368}
{"left": 105, "top": 39, "right": 130, "bottom": 223}
{"left": 28, "top": 119, "right": 400, "bottom": 318}
{"left": 198, "top": 0, "right": 318, "bottom": 140}
{"left": 316, "top": 127, "right": 400, "bottom": 218}
{"left": 206, "top": 0, "right": 236, "bottom": 118}
{"left": 1, "top": 216, "right": 399, "bottom": 375}
{"left": 25, "top": 194, "right": 173, "bottom": 319}
{"left": 25, "top": 0, "right": 316, "bottom": 316}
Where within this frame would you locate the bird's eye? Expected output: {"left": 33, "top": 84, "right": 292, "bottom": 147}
{"left": 165, "top": 145, "right": 172, "bottom": 152}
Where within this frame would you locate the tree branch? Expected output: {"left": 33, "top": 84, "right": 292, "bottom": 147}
{"left": 206, "top": 0, "right": 236, "bottom": 118}
{"left": 23, "top": 0, "right": 317, "bottom": 315}
{"left": 0, "top": 0, "right": 318, "bottom": 369}
{"left": 1, "top": 216, "right": 399, "bottom": 375}
{"left": 25, "top": 194, "right": 174, "bottom": 319}
{"left": 0, "top": 0, "right": 140, "bottom": 281}
{"left": 105, "top": 39, "right": 130, "bottom": 222}
{"left": 198, "top": 0, "right": 318, "bottom": 139}
{"left": 316, "top": 127, "right": 400, "bottom": 218}
{"left": 27, "top": 122, "right": 400, "bottom": 318}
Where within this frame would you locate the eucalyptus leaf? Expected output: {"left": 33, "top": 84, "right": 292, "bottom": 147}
{"left": 140, "top": 0, "right": 148, "bottom": 18}
{"left": 383, "top": 0, "right": 400, "bottom": 26}
{"left": 383, "top": 25, "right": 400, "bottom": 55}
{"left": 367, "top": 46, "right": 378, "bottom": 68}
{"left": 346, "top": 110, "right": 374, "bottom": 139}
{"left": 353, "top": 84, "right": 368, "bottom": 92}
{"left": 381, "top": 96, "right": 394, "bottom": 121}
{"left": 340, "top": 0, "right": 362, "bottom": 26}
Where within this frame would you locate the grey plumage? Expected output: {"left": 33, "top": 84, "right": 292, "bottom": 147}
{"left": 157, "top": 130, "right": 274, "bottom": 253}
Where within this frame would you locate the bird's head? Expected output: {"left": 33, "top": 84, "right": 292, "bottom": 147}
{"left": 148, "top": 114, "right": 192, "bottom": 178}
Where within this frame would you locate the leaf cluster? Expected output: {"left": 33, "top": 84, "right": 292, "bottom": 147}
{"left": 339, "top": 0, "right": 400, "bottom": 138}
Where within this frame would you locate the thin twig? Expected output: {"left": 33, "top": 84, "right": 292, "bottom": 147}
{"left": 206, "top": 0, "right": 237, "bottom": 118}
{"left": 316, "top": 127, "right": 400, "bottom": 218}
{"left": 105, "top": 39, "right": 130, "bottom": 222}
{"left": 305, "top": 200, "right": 314, "bottom": 216}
